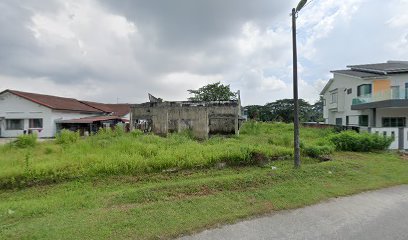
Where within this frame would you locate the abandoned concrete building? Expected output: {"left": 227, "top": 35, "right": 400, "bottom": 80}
{"left": 130, "top": 94, "right": 244, "bottom": 139}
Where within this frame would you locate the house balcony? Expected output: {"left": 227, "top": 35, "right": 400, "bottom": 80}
{"left": 351, "top": 89, "right": 408, "bottom": 110}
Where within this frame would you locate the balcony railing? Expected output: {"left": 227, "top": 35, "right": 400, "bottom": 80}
{"left": 352, "top": 89, "right": 408, "bottom": 105}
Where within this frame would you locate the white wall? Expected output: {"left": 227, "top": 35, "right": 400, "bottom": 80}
{"left": 0, "top": 92, "right": 101, "bottom": 138}
{"left": 376, "top": 108, "right": 408, "bottom": 127}
{"left": 389, "top": 74, "right": 408, "bottom": 96}
{"left": 0, "top": 92, "right": 52, "bottom": 137}
{"left": 322, "top": 73, "right": 367, "bottom": 125}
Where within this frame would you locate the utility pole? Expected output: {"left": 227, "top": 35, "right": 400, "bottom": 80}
{"left": 292, "top": 0, "right": 307, "bottom": 168}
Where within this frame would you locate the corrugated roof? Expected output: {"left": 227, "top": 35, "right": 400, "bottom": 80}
{"left": 56, "top": 116, "right": 127, "bottom": 124}
{"left": 81, "top": 101, "right": 131, "bottom": 116}
{"left": 3, "top": 90, "right": 103, "bottom": 113}
{"left": 347, "top": 62, "right": 408, "bottom": 74}
{"left": 331, "top": 70, "right": 383, "bottom": 78}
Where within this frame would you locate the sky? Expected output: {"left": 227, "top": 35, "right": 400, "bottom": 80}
{"left": 1, "top": 0, "right": 408, "bottom": 105}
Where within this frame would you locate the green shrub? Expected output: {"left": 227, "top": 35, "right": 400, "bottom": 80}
{"left": 329, "top": 131, "right": 393, "bottom": 152}
{"left": 302, "top": 144, "right": 334, "bottom": 158}
{"left": 240, "top": 121, "right": 262, "bottom": 135}
{"left": 12, "top": 134, "right": 37, "bottom": 148}
{"left": 113, "top": 124, "right": 125, "bottom": 136}
{"left": 56, "top": 130, "right": 80, "bottom": 145}
{"left": 131, "top": 129, "right": 143, "bottom": 137}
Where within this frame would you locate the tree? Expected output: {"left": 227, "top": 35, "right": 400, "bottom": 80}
{"left": 267, "top": 99, "right": 312, "bottom": 123}
{"left": 309, "top": 96, "right": 324, "bottom": 122}
{"left": 245, "top": 98, "right": 319, "bottom": 123}
{"left": 188, "top": 82, "right": 237, "bottom": 101}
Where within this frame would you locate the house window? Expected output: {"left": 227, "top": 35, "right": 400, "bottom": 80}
{"left": 359, "top": 115, "right": 369, "bottom": 127}
{"left": 331, "top": 92, "right": 338, "bottom": 103}
{"left": 405, "top": 83, "right": 408, "bottom": 99}
{"left": 346, "top": 116, "right": 349, "bottom": 125}
{"left": 347, "top": 88, "right": 352, "bottom": 94}
{"left": 335, "top": 118, "right": 343, "bottom": 126}
{"left": 29, "top": 119, "right": 43, "bottom": 128}
{"left": 391, "top": 86, "right": 400, "bottom": 99}
{"left": 382, "top": 117, "right": 406, "bottom": 127}
{"left": 6, "top": 119, "right": 24, "bottom": 130}
{"left": 357, "top": 84, "right": 372, "bottom": 97}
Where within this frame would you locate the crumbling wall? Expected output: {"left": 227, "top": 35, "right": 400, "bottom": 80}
{"left": 207, "top": 102, "right": 240, "bottom": 135}
{"left": 131, "top": 101, "right": 240, "bottom": 139}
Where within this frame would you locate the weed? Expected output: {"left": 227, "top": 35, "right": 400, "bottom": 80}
{"left": 56, "top": 130, "right": 80, "bottom": 145}
{"left": 11, "top": 134, "right": 37, "bottom": 148}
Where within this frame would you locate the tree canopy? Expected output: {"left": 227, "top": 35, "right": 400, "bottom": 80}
{"left": 245, "top": 97, "right": 324, "bottom": 123}
{"left": 188, "top": 82, "right": 237, "bottom": 101}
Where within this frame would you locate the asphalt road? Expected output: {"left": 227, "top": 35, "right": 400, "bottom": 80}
{"left": 180, "top": 185, "right": 408, "bottom": 240}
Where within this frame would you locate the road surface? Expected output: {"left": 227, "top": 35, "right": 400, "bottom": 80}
{"left": 180, "top": 185, "right": 408, "bottom": 240}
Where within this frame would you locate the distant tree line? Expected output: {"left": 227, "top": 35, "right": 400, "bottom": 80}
{"left": 245, "top": 97, "right": 324, "bottom": 123}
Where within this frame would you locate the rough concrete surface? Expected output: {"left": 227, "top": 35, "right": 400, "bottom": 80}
{"left": 180, "top": 185, "right": 408, "bottom": 240}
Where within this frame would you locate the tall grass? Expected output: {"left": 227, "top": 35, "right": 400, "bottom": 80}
{"left": 0, "top": 123, "right": 335, "bottom": 188}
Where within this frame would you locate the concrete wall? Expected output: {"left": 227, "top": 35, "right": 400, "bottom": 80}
{"left": 131, "top": 101, "right": 240, "bottom": 139}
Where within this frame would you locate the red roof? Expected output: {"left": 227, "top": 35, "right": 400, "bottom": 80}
{"left": 80, "top": 101, "right": 131, "bottom": 117}
{"left": 57, "top": 116, "right": 127, "bottom": 124}
{"left": 1, "top": 89, "right": 131, "bottom": 115}
{"left": 2, "top": 90, "right": 103, "bottom": 113}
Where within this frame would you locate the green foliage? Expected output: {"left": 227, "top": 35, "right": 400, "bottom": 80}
{"left": 130, "top": 129, "right": 143, "bottom": 137}
{"left": 55, "top": 130, "right": 80, "bottom": 145}
{"left": 240, "top": 121, "right": 262, "bottom": 135}
{"left": 188, "top": 81, "right": 237, "bottom": 101}
{"left": 302, "top": 144, "right": 335, "bottom": 158}
{"left": 2, "top": 123, "right": 392, "bottom": 189}
{"left": 12, "top": 134, "right": 37, "bottom": 148}
{"left": 329, "top": 130, "right": 393, "bottom": 152}
{"left": 1, "top": 151, "right": 407, "bottom": 239}
{"left": 245, "top": 97, "right": 324, "bottom": 123}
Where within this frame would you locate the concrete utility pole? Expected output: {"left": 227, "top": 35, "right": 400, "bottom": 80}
{"left": 292, "top": 0, "right": 307, "bottom": 168}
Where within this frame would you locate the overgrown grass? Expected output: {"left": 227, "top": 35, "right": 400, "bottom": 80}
{"left": 0, "top": 152, "right": 407, "bottom": 239}
{"left": 0, "top": 122, "right": 335, "bottom": 188}
{"left": 0, "top": 123, "right": 405, "bottom": 239}
{"left": 9, "top": 134, "right": 37, "bottom": 148}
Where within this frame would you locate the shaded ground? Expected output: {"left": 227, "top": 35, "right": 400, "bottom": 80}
{"left": 180, "top": 185, "right": 408, "bottom": 240}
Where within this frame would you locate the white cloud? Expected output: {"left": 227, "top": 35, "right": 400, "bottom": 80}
{"left": 1, "top": 0, "right": 407, "bottom": 106}
{"left": 298, "top": 0, "right": 363, "bottom": 59}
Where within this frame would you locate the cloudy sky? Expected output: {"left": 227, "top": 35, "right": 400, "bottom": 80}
{"left": 1, "top": 0, "right": 407, "bottom": 105}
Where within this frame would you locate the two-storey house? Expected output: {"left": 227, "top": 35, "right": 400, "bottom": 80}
{"left": 321, "top": 61, "right": 408, "bottom": 150}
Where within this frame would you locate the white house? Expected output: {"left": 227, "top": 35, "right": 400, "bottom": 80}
{"left": 321, "top": 61, "right": 408, "bottom": 150}
{"left": 0, "top": 89, "right": 131, "bottom": 138}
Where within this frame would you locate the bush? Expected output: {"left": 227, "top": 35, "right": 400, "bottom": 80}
{"left": 302, "top": 144, "right": 334, "bottom": 158}
{"left": 56, "top": 130, "right": 80, "bottom": 145}
{"left": 12, "top": 134, "right": 37, "bottom": 148}
{"left": 329, "top": 131, "right": 393, "bottom": 152}
{"left": 131, "top": 129, "right": 143, "bottom": 137}
{"left": 240, "top": 121, "right": 262, "bottom": 135}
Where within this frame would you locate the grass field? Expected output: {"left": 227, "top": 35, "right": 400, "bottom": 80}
{"left": 0, "top": 123, "right": 407, "bottom": 239}
{"left": 0, "top": 122, "right": 333, "bottom": 189}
